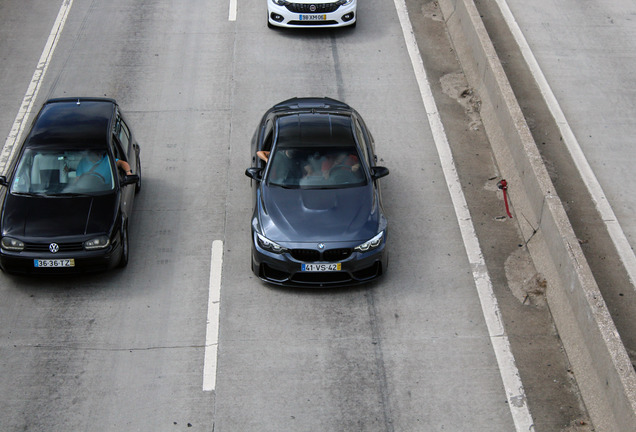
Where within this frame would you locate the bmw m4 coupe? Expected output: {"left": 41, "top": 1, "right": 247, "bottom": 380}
{"left": 268, "top": 0, "right": 356, "bottom": 29}
{"left": 245, "top": 97, "right": 389, "bottom": 287}
{"left": 0, "top": 98, "right": 141, "bottom": 274}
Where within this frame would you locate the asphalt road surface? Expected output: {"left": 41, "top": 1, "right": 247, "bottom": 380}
{"left": 0, "top": 0, "right": 595, "bottom": 431}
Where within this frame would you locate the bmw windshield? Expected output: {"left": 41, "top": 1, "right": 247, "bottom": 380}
{"left": 266, "top": 146, "right": 367, "bottom": 189}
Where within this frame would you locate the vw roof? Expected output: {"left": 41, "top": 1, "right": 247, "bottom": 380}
{"left": 23, "top": 98, "right": 117, "bottom": 149}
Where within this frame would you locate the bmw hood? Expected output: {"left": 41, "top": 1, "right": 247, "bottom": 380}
{"left": 1, "top": 193, "right": 118, "bottom": 238}
{"left": 257, "top": 185, "right": 382, "bottom": 243}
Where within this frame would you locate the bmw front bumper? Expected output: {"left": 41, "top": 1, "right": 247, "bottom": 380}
{"left": 251, "top": 232, "right": 387, "bottom": 287}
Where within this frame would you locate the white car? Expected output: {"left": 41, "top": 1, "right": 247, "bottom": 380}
{"left": 268, "top": 0, "right": 356, "bottom": 29}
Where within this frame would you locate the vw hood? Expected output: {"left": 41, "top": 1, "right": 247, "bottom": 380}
{"left": 1, "top": 193, "right": 118, "bottom": 239}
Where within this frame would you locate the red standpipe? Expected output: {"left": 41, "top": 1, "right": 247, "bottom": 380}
{"left": 498, "top": 179, "right": 512, "bottom": 218}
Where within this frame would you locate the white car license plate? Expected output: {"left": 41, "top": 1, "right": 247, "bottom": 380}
{"left": 302, "top": 263, "right": 341, "bottom": 272}
{"left": 34, "top": 258, "right": 75, "bottom": 268}
{"left": 299, "top": 14, "right": 326, "bottom": 21}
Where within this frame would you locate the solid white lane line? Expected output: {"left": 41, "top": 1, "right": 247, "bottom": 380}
{"left": 0, "top": 0, "right": 74, "bottom": 174}
{"left": 393, "top": 1, "right": 535, "bottom": 431}
{"left": 229, "top": 0, "right": 237, "bottom": 21}
{"left": 203, "top": 240, "right": 223, "bottom": 391}
{"left": 495, "top": 0, "right": 636, "bottom": 290}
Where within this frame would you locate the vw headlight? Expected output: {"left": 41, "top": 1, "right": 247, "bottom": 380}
{"left": 84, "top": 235, "right": 110, "bottom": 250}
{"left": 256, "top": 233, "right": 287, "bottom": 253}
{"left": 354, "top": 231, "right": 384, "bottom": 252}
{"left": 1, "top": 237, "right": 24, "bottom": 251}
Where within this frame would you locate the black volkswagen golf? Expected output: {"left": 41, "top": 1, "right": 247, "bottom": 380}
{"left": 245, "top": 97, "right": 389, "bottom": 287}
{"left": 0, "top": 97, "right": 141, "bottom": 274}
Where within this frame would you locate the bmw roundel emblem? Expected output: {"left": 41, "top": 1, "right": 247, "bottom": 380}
{"left": 49, "top": 243, "right": 59, "bottom": 253}
{"left": 310, "top": 4, "right": 316, "bottom": 12}
{"left": 318, "top": 243, "right": 325, "bottom": 250}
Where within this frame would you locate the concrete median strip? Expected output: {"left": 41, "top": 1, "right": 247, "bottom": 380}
{"left": 437, "top": 0, "right": 636, "bottom": 430}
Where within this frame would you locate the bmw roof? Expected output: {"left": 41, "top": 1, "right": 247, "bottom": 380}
{"left": 271, "top": 97, "right": 352, "bottom": 113}
{"left": 275, "top": 112, "right": 355, "bottom": 149}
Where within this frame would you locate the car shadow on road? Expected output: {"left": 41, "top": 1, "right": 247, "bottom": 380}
{"left": 262, "top": 279, "right": 377, "bottom": 296}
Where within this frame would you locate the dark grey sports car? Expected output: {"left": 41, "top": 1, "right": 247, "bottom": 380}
{"left": 245, "top": 97, "right": 389, "bottom": 287}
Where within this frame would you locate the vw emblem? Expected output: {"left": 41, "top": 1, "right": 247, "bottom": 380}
{"left": 49, "top": 243, "right": 60, "bottom": 253}
{"left": 310, "top": 4, "right": 317, "bottom": 12}
{"left": 317, "top": 243, "right": 325, "bottom": 250}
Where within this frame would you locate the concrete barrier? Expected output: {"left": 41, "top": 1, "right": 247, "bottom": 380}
{"left": 436, "top": 0, "right": 636, "bottom": 430}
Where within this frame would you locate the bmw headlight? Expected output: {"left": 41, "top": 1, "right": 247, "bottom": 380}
{"left": 84, "top": 235, "right": 110, "bottom": 250}
{"left": 354, "top": 231, "right": 384, "bottom": 252}
{"left": 1, "top": 237, "right": 24, "bottom": 251}
{"left": 256, "top": 233, "right": 288, "bottom": 253}
{"left": 272, "top": 0, "right": 289, "bottom": 5}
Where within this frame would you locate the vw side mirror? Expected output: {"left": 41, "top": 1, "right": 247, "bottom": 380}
{"left": 121, "top": 174, "right": 139, "bottom": 186}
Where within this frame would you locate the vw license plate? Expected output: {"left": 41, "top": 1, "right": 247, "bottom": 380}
{"left": 302, "top": 263, "right": 341, "bottom": 272}
{"left": 299, "top": 14, "right": 326, "bottom": 21}
{"left": 34, "top": 258, "right": 75, "bottom": 268}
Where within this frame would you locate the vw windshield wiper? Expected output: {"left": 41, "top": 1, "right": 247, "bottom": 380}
{"left": 11, "top": 191, "right": 46, "bottom": 197}
{"left": 47, "top": 192, "right": 92, "bottom": 197}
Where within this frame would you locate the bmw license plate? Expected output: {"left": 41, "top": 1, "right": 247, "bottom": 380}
{"left": 299, "top": 14, "right": 326, "bottom": 21}
{"left": 302, "top": 263, "right": 341, "bottom": 272}
{"left": 34, "top": 258, "right": 75, "bottom": 268}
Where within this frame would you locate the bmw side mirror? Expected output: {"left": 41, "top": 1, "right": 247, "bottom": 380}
{"left": 121, "top": 174, "right": 139, "bottom": 186}
{"left": 371, "top": 166, "right": 389, "bottom": 180}
{"left": 0, "top": 176, "right": 7, "bottom": 187}
{"left": 245, "top": 167, "right": 263, "bottom": 181}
